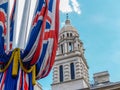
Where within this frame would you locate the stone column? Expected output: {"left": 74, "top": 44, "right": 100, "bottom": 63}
{"left": 64, "top": 64, "right": 70, "bottom": 81}
{"left": 53, "top": 66, "right": 59, "bottom": 84}
{"left": 64, "top": 42, "right": 68, "bottom": 53}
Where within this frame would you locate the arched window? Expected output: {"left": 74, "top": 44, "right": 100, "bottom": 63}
{"left": 70, "top": 63, "right": 75, "bottom": 80}
{"left": 61, "top": 44, "right": 63, "bottom": 54}
{"left": 59, "top": 65, "right": 64, "bottom": 82}
{"left": 63, "top": 34, "right": 65, "bottom": 38}
{"left": 78, "top": 44, "right": 80, "bottom": 49}
{"left": 67, "top": 33, "right": 69, "bottom": 37}
{"left": 70, "top": 33, "right": 72, "bottom": 37}
{"left": 69, "top": 42, "right": 72, "bottom": 52}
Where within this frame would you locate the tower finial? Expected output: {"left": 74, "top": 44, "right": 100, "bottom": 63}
{"left": 66, "top": 13, "right": 68, "bottom": 20}
{"left": 65, "top": 13, "right": 70, "bottom": 25}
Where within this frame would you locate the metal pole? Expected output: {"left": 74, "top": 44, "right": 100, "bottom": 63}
{"left": 12, "top": 0, "right": 19, "bottom": 49}
{"left": 17, "top": 0, "right": 31, "bottom": 49}
{"left": 25, "top": 0, "right": 38, "bottom": 47}
{"left": 6, "top": 0, "right": 10, "bottom": 51}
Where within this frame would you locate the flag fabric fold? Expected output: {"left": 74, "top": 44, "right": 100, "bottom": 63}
{"left": 35, "top": 0, "right": 59, "bottom": 79}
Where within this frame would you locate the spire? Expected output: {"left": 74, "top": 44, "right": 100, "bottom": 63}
{"left": 66, "top": 13, "right": 68, "bottom": 20}
{"left": 65, "top": 13, "right": 70, "bottom": 25}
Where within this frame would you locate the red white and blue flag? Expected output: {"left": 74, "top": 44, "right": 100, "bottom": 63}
{"left": 35, "top": 0, "right": 59, "bottom": 79}
{"left": 22, "top": 0, "right": 59, "bottom": 79}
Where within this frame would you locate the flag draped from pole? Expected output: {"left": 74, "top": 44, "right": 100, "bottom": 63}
{"left": 35, "top": 0, "right": 59, "bottom": 79}
{"left": 0, "top": 0, "right": 59, "bottom": 90}
{"left": 22, "top": 0, "right": 59, "bottom": 79}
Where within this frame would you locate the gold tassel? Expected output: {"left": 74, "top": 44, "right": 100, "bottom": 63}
{"left": 32, "top": 65, "right": 36, "bottom": 85}
{"left": 12, "top": 48, "right": 20, "bottom": 76}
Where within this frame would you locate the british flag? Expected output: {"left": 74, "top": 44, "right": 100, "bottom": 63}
{"left": 22, "top": 0, "right": 59, "bottom": 79}
{"left": 35, "top": 0, "right": 59, "bottom": 79}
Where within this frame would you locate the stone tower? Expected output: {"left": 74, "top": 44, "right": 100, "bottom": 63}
{"left": 51, "top": 17, "right": 89, "bottom": 90}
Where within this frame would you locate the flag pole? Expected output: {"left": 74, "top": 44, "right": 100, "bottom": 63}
{"left": 17, "top": 0, "right": 31, "bottom": 49}
{"left": 12, "top": 0, "right": 19, "bottom": 49}
{"left": 25, "top": 0, "right": 38, "bottom": 47}
{"left": 6, "top": 0, "right": 10, "bottom": 51}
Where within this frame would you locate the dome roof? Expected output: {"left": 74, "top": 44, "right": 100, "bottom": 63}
{"left": 60, "top": 19, "right": 78, "bottom": 34}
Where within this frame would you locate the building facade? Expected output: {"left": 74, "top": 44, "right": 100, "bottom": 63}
{"left": 51, "top": 18, "right": 89, "bottom": 90}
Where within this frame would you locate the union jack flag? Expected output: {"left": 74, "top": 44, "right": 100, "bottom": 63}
{"left": 35, "top": 0, "right": 59, "bottom": 79}
{"left": 22, "top": 0, "right": 59, "bottom": 79}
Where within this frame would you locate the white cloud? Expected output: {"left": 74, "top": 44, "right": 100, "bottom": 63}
{"left": 60, "top": 0, "right": 72, "bottom": 13}
{"left": 71, "top": 0, "right": 81, "bottom": 14}
{"left": 60, "top": 0, "right": 81, "bottom": 14}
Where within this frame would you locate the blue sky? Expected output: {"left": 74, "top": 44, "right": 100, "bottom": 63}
{"left": 39, "top": 0, "right": 120, "bottom": 90}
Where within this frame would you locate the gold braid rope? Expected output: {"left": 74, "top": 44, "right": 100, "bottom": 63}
{"left": 0, "top": 48, "right": 36, "bottom": 85}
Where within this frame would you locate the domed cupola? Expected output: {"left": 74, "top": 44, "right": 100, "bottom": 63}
{"left": 57, "top": 14, "right": 85, "bottom": 56}
{"left": 60, "top": 18, "right": 79, "bottom": 38}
